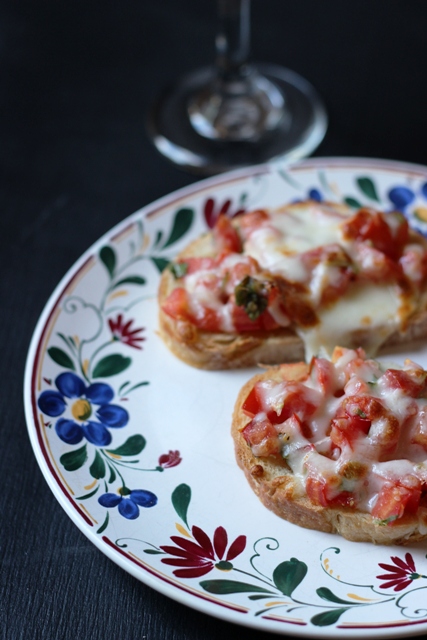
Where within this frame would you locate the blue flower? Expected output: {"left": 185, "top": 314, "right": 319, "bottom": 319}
{"left": 388, "top": 186, "right": 415, "bottom": 211}
{"left": 308, "top": 188, "right": 323, "bottom": 202}
{"left": 38, "top": 372, "right": 129, "bottom": 446}
{"left": 98, "top": 488, "right": 157, "bottom": 519}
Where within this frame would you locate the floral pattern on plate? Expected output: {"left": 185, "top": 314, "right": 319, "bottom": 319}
{"left": 26, "top": 158, "right": 427, "bottom": 637}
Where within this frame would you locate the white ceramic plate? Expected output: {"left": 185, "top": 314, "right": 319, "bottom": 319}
{"left": 24, "top": 158, "right": 427, "bottom": 638}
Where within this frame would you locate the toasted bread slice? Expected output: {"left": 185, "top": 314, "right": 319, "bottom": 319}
{"left": 231, "top": 356, "right": 427, "bottom": 544}
{"left": 158, "top": 201, "right": 427, "bottom": 370}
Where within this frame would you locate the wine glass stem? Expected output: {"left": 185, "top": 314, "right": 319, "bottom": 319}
{"left": 216, "top": 0, "right": 251, "bottom": 82}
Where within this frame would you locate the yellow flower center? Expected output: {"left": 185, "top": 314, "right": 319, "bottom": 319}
{"left": 71, "top": 399, "right": 92, "bottom": 421}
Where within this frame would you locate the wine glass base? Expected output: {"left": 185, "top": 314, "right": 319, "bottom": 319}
{"left": 147, "top": 64, "right": 328, "bottom": 176}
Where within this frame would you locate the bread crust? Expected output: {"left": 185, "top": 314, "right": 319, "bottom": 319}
{"left": 231, "top": 364, "right": 427, "bottom": 544}
{"left": 158, "top": 211, "right": 427, "bottom": 370}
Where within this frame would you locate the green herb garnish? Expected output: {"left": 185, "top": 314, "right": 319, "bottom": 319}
{"left": 169, "top": 261, "right": 188, "bottom": 279}
{"left": 234, "top": 275, "right": 269, "bottom": 320}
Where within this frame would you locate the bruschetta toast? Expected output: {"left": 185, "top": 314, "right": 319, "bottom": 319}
{"left": 159, "top": 200, "right": 427, "bottom": 369}
{"left": 231, "top": 347, "right": 427, "bottom": 544}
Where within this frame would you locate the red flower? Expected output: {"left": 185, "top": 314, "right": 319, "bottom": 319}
{"left": 108, "top": 314, "right": 145, "bottom": 349}
{"left": 204, "top": 197, "right": 246, "bottom": 228}
{"left": 377, "top": 553, "right": 420, "bottom": 591}
{"left": 158, "top": 450, "right": 181, "bottom": 469}
{"left": 160, "top": 525, "right": 246, "bottom": 578}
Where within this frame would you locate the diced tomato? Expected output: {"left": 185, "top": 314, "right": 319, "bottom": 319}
{"left": 330, "top": 415, "right": 371, "bottom": 449}
{"left": 305, "top": 476, "right": 356, "bottom": 509}
{"left": 352, "top": 243, "right": 401, "bottom": 284}
{"left": 306, "top": 476, "right": 329, "bottom": 507}
{"left": 242, "top": 381, "right": 317, "bottom": 425}
{"left": 231, "top": 304, "right": 280, "bottom": 332}
{"left": 342, "top": 209, "right": 408, "bottom": 261}
{"left": 382, "top": 368, "right": 427, "bottom": 398}
{"left": 301, "top": 244, "right": 354, "bottom": 304}
{"left": 195, "top": 307, "right": 222, "bottom": 332}
{"left": 411, "top": 407, "right": 427, "bottom": 448}
{"left": 162, "top": 287, "right": 221, "bottom": 332}
{"left": 214, "top": 215, "right": 242, "bottom": 253}
{"left": 242, "top": 417, "right": 280, "bottom": 456}
{"left": 236, "top": 209, "right": 270, "bottom": 238}
{"left": 227, "top": 257, "right": 260, "bottom": 288}
{"left": 161, "top": 287, "right": 193, "bottom": 322}
{"left": 183, "top": 257, "right": 219, "bottom": 275}
{"left": 330, "top": 395, "right": 376, "bottom": 449}
{"left": 310, "top": 357, "right": 337, "bottom": 395}
{"left": 242, "top": 385, "right": 262, "bottom": 417}
{"left": 372, "top": 481, "right": 421, "bottom": 523}
{"left": 269, "top": 387, "right": 317, "bottom": 425}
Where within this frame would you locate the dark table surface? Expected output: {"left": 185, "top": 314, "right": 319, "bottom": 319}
{"left": 3, "top": 1, "right": 427, "bottom": 639}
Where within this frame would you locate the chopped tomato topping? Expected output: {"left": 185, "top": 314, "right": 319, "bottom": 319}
{"left": 242, "top": 386, "right": 262, "bottom": 417}
{"left": 162, "top": 287, "right": 222, "bottom": 332}
{"left": 382, "top": 368, "right": 427, "bottom": 398}
{"left": 231, "top": 304, "right": 280, "bottom": 332}
{"left": 342, "top": 209, "right": 408, "bottom": 261}
{"left": 411, "top": 407, "right": 427, "bottom": 448}
{"left": 195, "top": 307, "right": 222, "bottom": 332}
{"left": 372, "top": 481, "right": 421, "bottom": 523}
{"left": 161, "top": 287, "right": 193, "bottom": 322}
{"left": 236, "top": 209, "right": 270, "bottom": 238}
{"left": 181, "top": 257, "right": 219, "bottom": 275}
{"left": 269, "top": 387, "right": 317, "bottom": 425}
{"left": 227, "top": 257, "right": 261, "bottom": 288}
{"left": 214, "top": 215, "right": 242, "bottom": 253}
{"left": 242, "top": 417, "right": 281, "bottom": 456}
{"left": 306, "top": 476, "right": 356, "bottom": 509}
{"left": 330, "top": 395, "right": 375, "bottom": 449}
{"left": 309, "top": 357, "right": 337, "bottom": 395}
{"left": 243, "top": 381, "right": 317, "bottom": 425}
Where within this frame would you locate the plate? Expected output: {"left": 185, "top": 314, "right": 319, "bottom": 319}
{"left": 24, "top": 158, "right": 427, "bottom": 638}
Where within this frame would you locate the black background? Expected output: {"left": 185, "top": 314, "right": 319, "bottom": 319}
{"left": 2, "top": 1, "right": 427, "bottom": 639}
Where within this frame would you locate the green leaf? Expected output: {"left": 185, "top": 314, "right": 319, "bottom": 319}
{"left": 200, "top": 579, "right": 274, "bottom": 595}
{"left": 118, "top": 381, "right": 130, "bottom": 394}
{"left": 356, "top": 176, "right": 380, "bottom": 202}
{"left": 143, "top": 549, "right": 164, "bottom": 555}
{"left": 120, "top": 381, "right": 149, "bottom": 396}
{"left": 108, "top": 464, "right": 116, "bottom": 484}
{"left": 172, "top": 483, "right": 191, "bottom": 527}
{"left": 57, "top": 332, "right": 75, "bottom": 351}
{"left": 97, "top": 512, "right": 109, "bottom": 535}
{"left": 344, "top": 196, "right": 362, "bottom": 209}
{"left": 75, "top": 486, "right": 100, "bottom": 500}
{"left": 48, "top": 347, "right": 75, "bottom": 370}
{"left": 272, "top": 558, "right": 308, "bottom": 596}
{"left": 89, "top": 450, "right": 106, "bottom": 479}
{"left": 92, "top": 354, "right": 131, "bottom": 378}
{"left": 151, "top": 257, "right": 170, "bottom": 273}
{"left": 153, "top": 230, "right": 163, "bottom": 247}
{"left": 311, "top": 607, "right": 350, "bottom": 627}
{"left": 60, "top": 444, "right": 88, "bottom": 471}
{"left": 162, "top": 208, "right": 194, "bottom": 249}
{"left": 112, "top": 275, "right": 146, "bottom": 288}
{"left": 106, "top": 434, "right": 146, "bottom": 456}
{"left": 316, "top": 587, "right": 359, "bottom": 605}
{"left": 99, "top": 246, "right": 116, "bottom": 278}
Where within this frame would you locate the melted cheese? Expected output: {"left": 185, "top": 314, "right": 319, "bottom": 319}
{"left": 251, "top": 349, "right": 427, "bottom": 520}
{"left": 298, "top": 282, "right": 402, "bottom": 359}
{"left": 176, "top": 201, "right": 423, "bottom": 355}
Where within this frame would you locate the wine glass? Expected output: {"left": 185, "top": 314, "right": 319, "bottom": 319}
{"left": 147, "top": 0, "right": 327, "bottom": 175}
